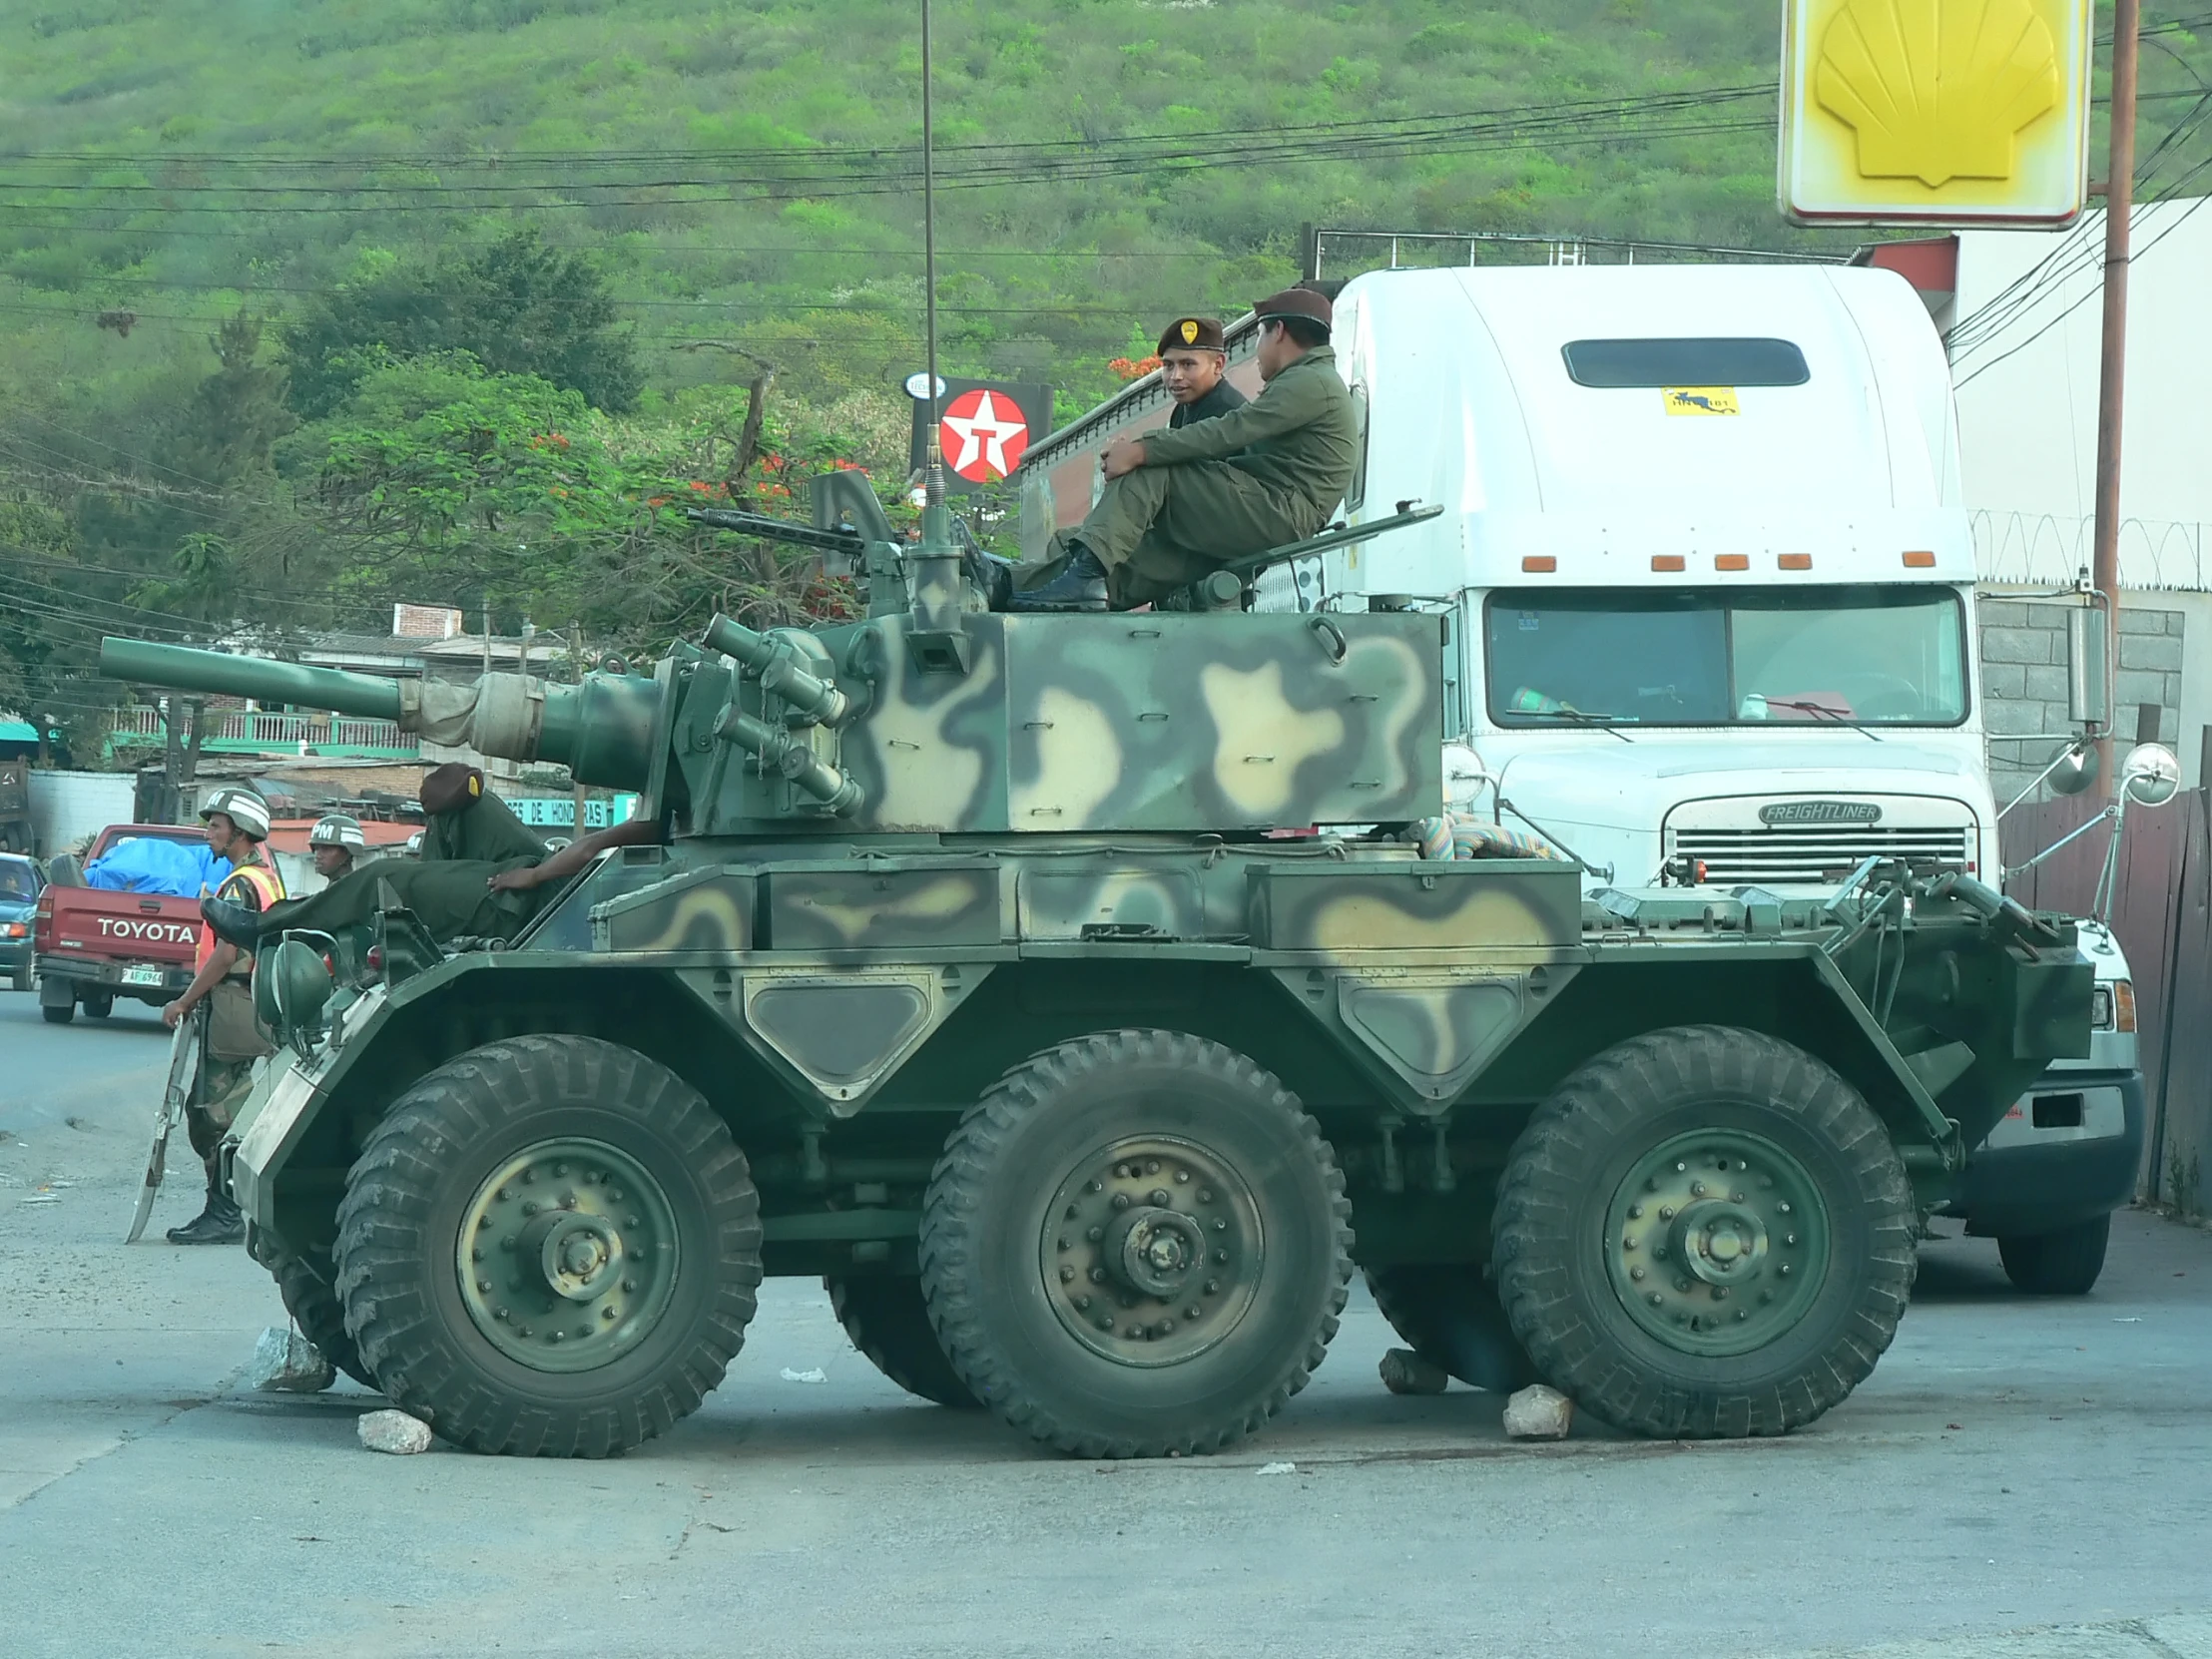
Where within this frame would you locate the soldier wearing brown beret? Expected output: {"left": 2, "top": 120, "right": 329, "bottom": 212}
{"left": 1014, "top": 287, "right": 1358, "bottom": 611}
{"left": 1156, "top": 315, "right": 1247, "bottom": 430}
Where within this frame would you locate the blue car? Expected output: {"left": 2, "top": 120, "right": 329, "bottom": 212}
{"left": 0, "top": 853, "right": 41, "bottom": 992}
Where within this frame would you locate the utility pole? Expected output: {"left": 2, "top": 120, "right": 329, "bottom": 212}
{"left": 2090, "top": 0, "right": 2140, "bottom": 796}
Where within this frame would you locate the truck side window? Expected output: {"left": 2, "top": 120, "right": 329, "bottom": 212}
{"left": 1345, "top": 384, "right": 1370, "bottom": 511}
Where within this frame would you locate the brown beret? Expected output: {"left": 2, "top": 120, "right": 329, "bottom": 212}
{"left": 419, "top": 762, "right": 484, "bottom": 817}
{"left": 1156, "top": 315, "right": 1226, "bottom": 354}
{"left": 1253, "top": 286, "right": 1333, "bottom": 333}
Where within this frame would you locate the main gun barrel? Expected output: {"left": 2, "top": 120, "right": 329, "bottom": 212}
{"left": 101, "top": 638, "right": 405, "bottom": 721}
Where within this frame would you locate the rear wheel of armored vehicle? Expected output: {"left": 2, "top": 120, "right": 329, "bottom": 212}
{"left": 333, "top": 1035, "right": 764, "bottom": 1456}
{"left": 1493, "top": 1025, "right": 1915, "bottom": 1438}
{"left": 1997, "top": 1214, "right": 2111, "bottom": 1296}
{"left": 267, "top": 1249, "right": 377, "bottom": 1390}
{"left": 921, "top": 1029, "right": 1353, "bottom": 1458}
{"left": 825, "top": 1275, "right": 979, "bottom": 1408}
{"left": 1366, "top": 1267, "right": 1538, "bottom": 1393}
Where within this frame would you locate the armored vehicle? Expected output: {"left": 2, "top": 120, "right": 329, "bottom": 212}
{"left": 102, "top": 483, "right": 2090, "bottom": 1458}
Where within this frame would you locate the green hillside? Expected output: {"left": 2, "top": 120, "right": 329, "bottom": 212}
{"left": 0, "top": 0, "right": 2206, "bottom": 750}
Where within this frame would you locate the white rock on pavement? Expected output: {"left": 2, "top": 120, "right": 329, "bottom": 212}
{"left": 1501, "top": 1383, "right": 1574, "bottom": 1439}
{"left": 248, "top": 1327, "right": 335, "bottom": 1393}
{"left": 357, "top": 1409, "right": 435, "bottom": 1455}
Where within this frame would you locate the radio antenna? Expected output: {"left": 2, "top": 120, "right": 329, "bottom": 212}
{"left": 919, "top": 0, "right": 943, "bottom": 508}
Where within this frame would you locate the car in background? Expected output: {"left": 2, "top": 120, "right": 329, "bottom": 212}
{"left": 1944, "top": 921, "right": 2140, "bottom": 1295}
{"left": 0, "top": 851, "right": 41, "bottom": 991}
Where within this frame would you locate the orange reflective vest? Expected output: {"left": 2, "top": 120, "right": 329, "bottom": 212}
{"left": 194, "top": 857, "right": 287, "bottom": 975}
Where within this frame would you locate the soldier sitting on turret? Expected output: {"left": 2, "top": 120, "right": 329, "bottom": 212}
{"left": 201, "top": 767, "right": 658, "bottom": 951}
{"left": 1010, "top": 288, "right": 1358, "bottom": 612}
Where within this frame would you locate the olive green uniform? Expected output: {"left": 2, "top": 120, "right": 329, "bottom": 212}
{"left": 256, "top": 794, "right": 552, "bottom": 944}
{"left": 1036, "top": 347, "right": 1358, "bottom": 607}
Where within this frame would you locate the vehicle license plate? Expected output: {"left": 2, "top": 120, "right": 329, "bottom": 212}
{"left": 123, "top": 965, "right": 165, "bottom": 987}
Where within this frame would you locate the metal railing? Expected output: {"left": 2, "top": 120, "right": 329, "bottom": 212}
{"left": 110, "top": 708, "right": 417, "bottom": 755}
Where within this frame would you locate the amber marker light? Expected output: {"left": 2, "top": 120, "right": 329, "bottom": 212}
{"left": 1651, "top": 555, "right": 1686, "bottom": 572}
{"left": 1715, "top": 555, "right": 1750, "bottom": 571}
{"left": 1779, "top": 553, "right": 1814, "bottom": 570}
{"left": 1903, "top": 551, "right": 1936, "bottom": 567}
{"left": 1521, "top": 556, "right": 1557, "bottom": 573}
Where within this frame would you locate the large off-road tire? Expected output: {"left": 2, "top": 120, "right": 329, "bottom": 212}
{"left": 1998, "top": 1214, "right": 2111, "bottom": 1296}
{"left": 268, "top": 1249, "right": 377, "bottom": 1390}
{"left": 333, "top": 1035, "right": 764, "bottom": 1456}
{"left": 1493, "top": 1025, "right": 1915, "bottom": 1438}
{"left": 921, "top": 1029, "right": 1353, "bottom": 1458}
{"left": 1366, "top": 1266, "right": 1538, "bottom": 1393}
{"left": 826, "top": 1275, "right": 979, "bottom": 1408}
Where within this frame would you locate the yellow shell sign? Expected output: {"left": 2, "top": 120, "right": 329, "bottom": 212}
{"left": 1780, "top": 0, "right": 2090, "bottom": 226}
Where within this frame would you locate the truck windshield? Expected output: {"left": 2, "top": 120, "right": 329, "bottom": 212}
{"left": 1484, "top": 586, "right": 1967, "bottom": 728}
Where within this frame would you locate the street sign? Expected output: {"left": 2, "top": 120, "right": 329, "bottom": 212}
{"left": 1779, "top": 0, "right": 2091, "bottom": 227}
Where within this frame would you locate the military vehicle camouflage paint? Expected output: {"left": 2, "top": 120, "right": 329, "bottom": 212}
{"left": 101, "top": 484, "right": 2093, "bottom": 1459}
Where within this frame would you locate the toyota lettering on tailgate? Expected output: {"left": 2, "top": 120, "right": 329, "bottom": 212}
{"left": 96, "top": 916, "right": 199, "bottom": 944}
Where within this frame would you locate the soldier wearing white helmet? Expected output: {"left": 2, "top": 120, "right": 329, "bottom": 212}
{"left": 160, "top": 788, "right": 286, "bottom": 1246}
{"left": 308, "top": 813, "right": 366, "bottom": 882}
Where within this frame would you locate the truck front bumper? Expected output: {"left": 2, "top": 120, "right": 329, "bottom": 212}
{"left": 1941, "top": 1067, "right": 2144, "bottom": 1237}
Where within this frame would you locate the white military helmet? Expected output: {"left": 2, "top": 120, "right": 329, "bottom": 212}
{"left": 198, "top": 787, "right": 272, "bottom": 840}
{"left": 308, "top": 813, "right": 367, "bottom": 851}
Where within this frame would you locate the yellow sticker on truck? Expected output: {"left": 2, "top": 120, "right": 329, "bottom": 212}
{"left": 1663, "top": 386, "right": 1741, "bottom": 416}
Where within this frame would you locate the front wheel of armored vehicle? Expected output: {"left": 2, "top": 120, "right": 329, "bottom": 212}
{"left": 333, "top": 1035, "right": 764, "bottom": 1456}
{"left": 826, "top": 1275, "right": 979, "bottom": 1408}
{"left": 920, "top": 1030, "right": 1353, "bottom": 1458}
{"left": 1493, "top": 1025, "right": 1915, "bottom": 1438}
{"left": 266, "top": 1248, "right": 376, "bottom": 1389}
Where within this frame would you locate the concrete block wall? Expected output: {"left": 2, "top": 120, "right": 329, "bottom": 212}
{"left": 1979, "top": 598, "right": 2184, "bottom": 803}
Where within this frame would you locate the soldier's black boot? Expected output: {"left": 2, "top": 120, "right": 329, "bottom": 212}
{"left": 168, "top": 1170, "right": 245, "bottom": 1246}
{"left": 1005, "top": 545, "right": 1109, "bottom": 612}
{"left": 200, "top": 895, "right": 262, "bottom": 950}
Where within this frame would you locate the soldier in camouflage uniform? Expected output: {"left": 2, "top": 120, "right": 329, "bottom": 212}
{"left": 161, "top": 788, "right": 285, "bottom": 1245}
{"left": 1013, "top": 288, "right": 1358, "bottom": 611}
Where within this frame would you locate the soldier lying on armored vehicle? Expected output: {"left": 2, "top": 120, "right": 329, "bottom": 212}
{"left": 201, "top": 765, "right": 659, "bottom": 951}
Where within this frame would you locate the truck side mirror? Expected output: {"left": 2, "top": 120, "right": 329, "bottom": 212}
{"left": 2065, "top": 606, "right": 2108, "bottom": 730}
{"left": 2120, "top": 742, "right": 2181, "bottom": 807}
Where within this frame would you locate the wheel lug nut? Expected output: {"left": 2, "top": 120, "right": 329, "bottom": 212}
{"left": 1175, "top": 1171, "right": 1190, "bottom": 1184}
{"left": 1622, "top": 1237, "right": 1637, "bottom": 1252}
{"left": 1060, "top": 1266, "right": 1076, "bottom": 1283}
{"left": 627, "top": 1216, "right": 640, "bottom": 1228}
{"left": 522, "top": 1167, "right": 535, "bottom": 1183}
{"left": 1736, "top": 1310, "right": 1749, "bottom": 1321}
{"left": 1087, "top": 1180, "right": 1102, "bottom": 1193}
{"left": 1197, "top": 1189, "right": 1213, "bottom": 1203}
{"left": 477, "top": 1279, "right": 491, "bottom": 1292}
{"left": 1213, "top": 1219, "right": 1227, "bottom": 1231}
{"left": 1787, "top": 1234, "right": 1798, "bottom": 1246}
{"left": 1630, "top": 1267, "right": 1646, "bottom": 1281}
{"left": 502, "top": 1235, "right": 515, "bottom": 1250}
{"left": 495, "top": 1307, "right": 510, "bottom": 1320}
{"left": 1114, "top": 1164, "right": 1130, "bottom": 1179}
{"left": 601, "top": 1309, "right": 615, "bottom": 1321}
{"left": 1691, "top": 1182, "right": 1706, "bottom": 1197}
{"left": 622, "top": 1279, "right": 636, "bottom": 1292}
{"left": 1089, "top": 1268, "right": 1107, "bottom": 1284}
{"left": 471, "top": 1249, "right": 483, "bottom": 1262}
{"left": 1778, "top": 1202, "right": 1792, "bottom": 1214}
{"left": 1213, "top": 1251, "right": 1228, "bottom": 1264}
{"left": 496, "top": 1188, "right": 511, "bottom": 1202}
{"left": 1150, "top": 1189, "right": 1170, "bottom": 1206}
{"left": 1674, "top": 1162, "right": 1687, "bottom": 1173}
{"left": 1096, "top": 1317, "right": 1114, "bottom": 1330}
{"left": 1648, "top": 1293, "right": 1663, "bottom": 1306}
{"left": 1628, "top": 1205, "right": 1642, "bottom": 1219}
{"left": 476, "top": 1216, "right": 491, "bottom": 1230}
{"left": 1087, "top": 1226, "right": 1104, "bottom": 1242}
{"left": 1076, "top": 1296, "right": 1091, "bottom": 1310}
{"left": 550, "top": 1331, "right": 563, "bottom": 1343}
{"left": 554, "top": 1163, "right": 568, "bottom": 1177}
{"left": 1157, "top": 1319, "right": 1175, "bottom": 1335}
{"left": 1761, "top": 1290, "right": 1775, "bottom": 1303}
{"left": 1185, "top": 1306, "right": 1201, "bottom": 1319}
{"left": 1658, "top": 1206, "right": 1674, "bottom": 1221}
{"left": 1146, "top": 1161, "right": 1161, "bottom": 1175}
{"left": 1677, "top": 1279, "right": 1692, "bottom": 1293}
{"left": 1779, "top": 1265, "right": 1793, "bottom": 1277}
{"left": 520, "top": 1326, "right": 534, "bottom": 1337}
{"left": 1111, "top": 1194, "right": 1132, "bottom": 1211}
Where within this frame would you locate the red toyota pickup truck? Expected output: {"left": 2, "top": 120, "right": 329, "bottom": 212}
{"left": 33, "top": 823, "right": 210, "bottom": 1024}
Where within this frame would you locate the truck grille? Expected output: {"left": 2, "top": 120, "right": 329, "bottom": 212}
{"left": 1669, "top": 826, "right": 1972, "bottom": 884}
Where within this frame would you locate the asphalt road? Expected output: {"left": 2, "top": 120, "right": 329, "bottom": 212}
{"left": 3, "top": 990, "right": 2209, "bottom": 1659}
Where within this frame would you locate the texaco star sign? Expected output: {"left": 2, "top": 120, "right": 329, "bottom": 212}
{"left": 937, "top": 388, "right": 1030, "bottom": 483}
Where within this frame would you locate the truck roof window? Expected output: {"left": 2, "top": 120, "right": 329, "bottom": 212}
{"left": 1561, "top": 338, "right": 1810, "bottom": 388}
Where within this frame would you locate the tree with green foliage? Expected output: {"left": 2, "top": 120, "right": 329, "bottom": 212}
{"left": 282, "top": 229, "right": 643, "bottom": 420}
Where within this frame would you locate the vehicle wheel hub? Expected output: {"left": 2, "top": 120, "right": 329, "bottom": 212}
{"left": 455, "top": 1138, "right": 681, "bottom": 1375}
{"left": 1039, "top": 1137, "right": 1264, "bottom": 1369}
{"left": 1605, "top": 1129, "right": 1829, "bottom": 1358}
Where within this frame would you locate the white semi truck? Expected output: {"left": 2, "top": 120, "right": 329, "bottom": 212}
{"left": 1022, "top": 262, "right": 2140, "bottom": 1293}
